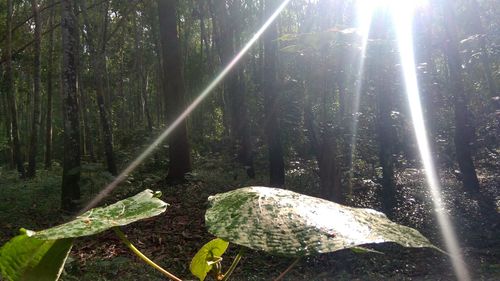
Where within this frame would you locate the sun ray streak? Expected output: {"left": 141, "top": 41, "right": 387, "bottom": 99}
{"left": 392, "top": 4, "right": 471, "bottom": 281}
{"left": 81, "top": 0, "right": 292, "bottom": 214}
{"left": 349, "top": 1, "right": 374, "bottom": 182}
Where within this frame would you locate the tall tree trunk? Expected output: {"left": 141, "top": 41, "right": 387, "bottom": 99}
{"left": 441, "top": 0, "right": 480, "bottom": 193}
{"left": 2, "top": 87, "right": 14, "bottom": 168}
{"left": 27, "top": 0, "right": 42, "bottom": 178}
{"left": 158, "top": 0, "right": 192, "bottom": 180}
{"left": 79, "top": 0, "right": 117, "bottom": 175}
{"left": 213, "top": 0, "right": 255, "bottom": 178}
{"left": 4, "top": 0, "right": 26, "bottom": 178}
{"left": 373, "top": 11, "right": 397, "bottom": 216}
{"left": 44, "top": 0, "right": 56, "bottom": 169}
{"left": 303, "top": 94, "right": 343, "bottom": 202}
{"left": 263, "top": 0, "right": 285, "bottom": 186}
{"left": 61, "top": 0, "right": 81, "bottom": 212}
{"left": 134, "top": 13, "right": 153, "bottom": 131}
{"left": 97, "top": 1, "right": 117, "bottom": 175}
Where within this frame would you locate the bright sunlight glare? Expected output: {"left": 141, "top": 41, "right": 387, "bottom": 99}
{"left": 390, "top": 2, "right": 471, "bottom": 281}
{"left": 81, "top": 0, "right": 293, "bottom": 214}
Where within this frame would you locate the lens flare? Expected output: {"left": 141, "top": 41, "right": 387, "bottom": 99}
{"left": 391, "top": 3, "right": 471, "bottom": 281}
{"left": 81, "top": 0, "right": 293, "bottom": 213}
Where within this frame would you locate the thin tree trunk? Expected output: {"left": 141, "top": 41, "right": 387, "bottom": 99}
{"left": 134, "top": 13, "right": 153, "bottom": 131}
{"left": 44, "top": 0, "right": 55, "bottom": 169}
{"left": 373, "top": 11, "right": 397, "bottom": 216}
{"left": 27, "top": 0, "right": 42, "bottom": 178}
{"left": 61, "top": 0, "right": 81, "bottom": 212}
{"left": 79, "top": 0, "right": 117, "bottom": 175}
{"left": 158, "top": 0, "right": 192, "bottom": 181}
{"left": 5, "top": 0, "right": 26, "bottom": 178}
{"left": 213, "top": 0, "right": 255, "bottom": 178}
{"left": 441, "top": 0, "right": 480, "bottom": 193}
{"left": 262, "top": 0, "right": 285, "bottom": 186}
{"left": 2, "top": 91, "right": 14, "bottom": 168}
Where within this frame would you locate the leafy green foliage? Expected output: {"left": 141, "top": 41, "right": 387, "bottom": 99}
{"left": 0, "top": 190, "right": 168, "bottom": 281}
{"left": 190, "top": 238, "right": 229, "bottom": 281}
{"left": 205, "top": 186, "right": 440, "bottom": 256}
{"left": 33, "top": 189, "right": 168, "bottom": 240}
{"left": 0, "top": 230, "right": 73, "bottom": 281}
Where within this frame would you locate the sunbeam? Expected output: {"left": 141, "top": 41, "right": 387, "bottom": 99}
{"left": 352, "top": 0, "right": 470, "bottom": 280}
{"left": 81, "top": 0, "right": 293, "bottom": 213}
{"left": 349, "top": 0, "right": 374, "bottom": 184}
{"left": 391, "top": 2, "right": 471, "bottom": 281}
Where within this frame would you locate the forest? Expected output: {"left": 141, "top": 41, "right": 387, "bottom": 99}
{"left": 0, "top": 0, "right": 498, "bottom": 280}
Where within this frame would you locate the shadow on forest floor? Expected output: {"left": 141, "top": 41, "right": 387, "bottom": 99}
{"left": 0, "top": 156, "right": 498, "bottom": 280}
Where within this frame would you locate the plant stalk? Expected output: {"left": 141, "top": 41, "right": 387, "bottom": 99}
{"left": 273, "top": 258, "right": 300, "bottom": 281}
{"left": 113, "top": 227, "right": 182, "bottom": 281}
{"left": 221, "top": 248, "right": 245, "bottom": 281}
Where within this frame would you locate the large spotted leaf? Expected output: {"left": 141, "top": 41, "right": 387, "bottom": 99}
{"left": 33, "top": 189, "right": 168, "bottom": 240}
{"left": 0, "top": 230, "right": 73, "bottom": 281}
{"left": 205, "top": 186, "right": 439, "bottom": 256}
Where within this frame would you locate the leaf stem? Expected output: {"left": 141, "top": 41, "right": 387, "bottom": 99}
{"left": 272, "top": 258, "right": 300, "bottom": 281}
{"left": 113, "top": 227, "right": 182, "bottom": 281}
{"left": 221, "top": 248, "right": 245, "bottom": 281}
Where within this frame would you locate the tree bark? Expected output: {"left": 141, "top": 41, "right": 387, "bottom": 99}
{"left": 373, "top": 11, "right": 397, "bottom": 216}
{"left": 79, "top": 0, "right": 117, "bottom": 175}
{"left": 133, "top": 13, "right": 153, "bottom": 131}
{"left": 4, "top": 0, "right": 26, "bottom": 178}
{"left": 61, "top": 0, "right": 81, "bottom": 212}
{"left": 213, "top": 0, "right": 255, "bottom": 178}
{"left": 441, "top": 0, "right": 481, "bottom": 193}
{"left": 44, "top": 0, "right": 56, "bottom": 169}
{"left": 263, "top": 0, "right": 285, "bottom": 186}
{"left": 1, "top": 84, "right": 14, "bottom": 169}
{"left": 27, "top": 0, "right": 42, "bottom": 178}
{"left": 158, "top": 0, "right": 192, "bottom": 180}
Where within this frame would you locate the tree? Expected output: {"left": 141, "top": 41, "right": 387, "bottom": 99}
{"left": 372, "top": 10, "right": 398, "bottom": 216}
{"left": 3, "top": 0, "right": 26, "bottom": 179}
{"left": 262, "top": 0, "right": 285, "bottom": 186}
{"left": 463, "top": 0, "right": 498, "bottom": 100}
{"left": 61, "top": 0, "right": 81, "bottom": 212}
{"left": 79, "top": 0, "right": 117, "bottom": 175}
{"left": 158, "top": 0, "right": 192, "bottom": 181}
{"left": 440, "top": 0, "right": 481, "bottom": 193}
{"left": 44, "top": 0, "right": 56, "bottom": 169}
{"left": 212, "top": 0, "right": 255, "bottom": 178}
{"left": 27, "top": 0, "right": 42, "bottom": 178}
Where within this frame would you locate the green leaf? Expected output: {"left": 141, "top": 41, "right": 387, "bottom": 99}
{"left": 190, "top": 238, "right": 229, "bottom": 281}
{"left": 280, "top": 45, "right": 303, "bottom": 54}
{"left": 350, "top": 246, "right": 384, "bottom": 255}
{"left": 205, "top": 186, "right": 440, "bottom": 257}
{"left": 33, "top": 189, "right": 168, "bottom": 240}
{"left": 0, "top": 233, "right": 73, "bottom": 281}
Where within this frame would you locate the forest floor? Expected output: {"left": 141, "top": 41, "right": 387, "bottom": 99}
{"left": 0, "top": 154, "right": 499, "bottom": 281}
